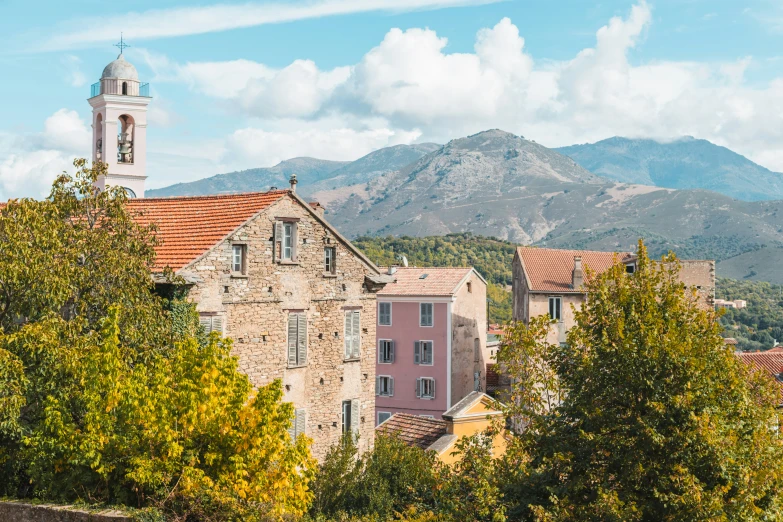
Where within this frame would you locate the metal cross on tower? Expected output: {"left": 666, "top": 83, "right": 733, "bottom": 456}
{"left": 114, "top": 34, "right": 130, "bottom": 54}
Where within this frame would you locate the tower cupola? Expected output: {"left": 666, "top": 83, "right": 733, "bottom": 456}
{"left": 89, "top": 36, "right": 151, "bottom": 198}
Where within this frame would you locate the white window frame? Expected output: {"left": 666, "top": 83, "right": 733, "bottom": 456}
{"left": 417, "top": 377, "right": 435, "bottom": 400}
{"left": 231, "top": 243, "right": 246, "bottom": 275}
{"left": 376, "top": 375, "right": 394, "bottom": 397}
{"left": 419, "top": 302, "right": 434, "bottom": 327}
{"left": 377, "top": 411, "right": 392, "bottom": 425}
{"left": 414, "top": 340, "right": 434, "bottom": 366}
{"left": 324, "top": 246, "right": 336, "bottom": 274}
{"left": 378, "top": 339, "right": 394, "bottom": 364}
{"left": 283, "top": 222, "right": 294, "bottom": 260}
{"left": 378, "top": 301, "right": 392, "bottom": 326}
{"left": 548, "top": 296, "right": 562, "bottom": 322}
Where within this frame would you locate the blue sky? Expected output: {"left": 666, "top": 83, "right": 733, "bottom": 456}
{"left": 1, "top": 0, "right": 782, "bottom": 197}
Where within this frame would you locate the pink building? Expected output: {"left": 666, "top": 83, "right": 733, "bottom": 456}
{"left": 375, "top": 267, "right": 487, "bottom": 423}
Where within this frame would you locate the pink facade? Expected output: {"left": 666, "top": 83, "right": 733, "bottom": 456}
{"left": 376, "top": 300, "right": 450, "bottom": 419}
{"left": 374, "top": 267, "right": 487, "bottom": 424}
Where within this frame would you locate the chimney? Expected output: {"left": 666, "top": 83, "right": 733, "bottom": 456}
{"left": 387, "top": 266, "right": 397, "bottom": 275}
{"left": 308, "top": 201, "right": 324, "bottom": 218}
{"left": 289, "top": 173, "right": 298, "bottom": 193}
{"left": 572, "top": 256, "right": 583, "bottom": 289}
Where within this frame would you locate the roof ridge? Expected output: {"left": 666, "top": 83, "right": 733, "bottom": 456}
{"left": 135, "top": 189, "right": 290, "bottom": 202}
{"left": 518, "top": 245, "right": 633, "bottom": 255}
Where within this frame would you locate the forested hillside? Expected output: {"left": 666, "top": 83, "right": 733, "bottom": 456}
{"left": 355, "top": 234, "right": 783, "bottom": 340}
{"left": 717, "top": 278, "right": 783, "bottom": 351}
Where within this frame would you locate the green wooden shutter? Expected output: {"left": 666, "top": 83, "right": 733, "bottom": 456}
{"left": 344, "top": 312, "right": 352, "bottom": 359}
{"left": 350, "top": 399, "right": 360, "bottom": 434}
{"left": 274, "top": 221, "right": 283, "bottom": 262}
{"left": 295, "top": 408, "right": 306, "bottom": 438}
{"left": 414, "top": 341, "right": 421, "bottom": 364}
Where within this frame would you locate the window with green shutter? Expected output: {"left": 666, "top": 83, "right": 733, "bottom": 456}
{"left": 287, "top": 312, "right": 307, "bottom": 366}
{"left": 344, "top": 310, "right": 361, "bottom": 360}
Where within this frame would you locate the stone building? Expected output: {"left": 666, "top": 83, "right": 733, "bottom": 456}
{"left": 512, "top": 247, "right": 715, "bottom": 345}
{"left": 128, "top": 187, "right": 392, "bottom": 459}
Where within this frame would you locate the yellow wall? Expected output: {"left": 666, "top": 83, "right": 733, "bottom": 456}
{"left": 436, "top": 399, "right": 508, "bottom": 465}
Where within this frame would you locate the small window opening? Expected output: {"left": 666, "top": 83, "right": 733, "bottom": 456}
{"left": 122, "top": 82, "right": 127, "bottom": 95}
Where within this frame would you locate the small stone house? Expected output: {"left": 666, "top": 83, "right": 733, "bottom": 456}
{"left": 512, "top": 246, "right": 715, "bottom": 345}
{"left": 128, "top": 187, "right": 392, "bottom": 459}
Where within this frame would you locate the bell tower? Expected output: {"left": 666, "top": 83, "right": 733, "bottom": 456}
{"left": 89, "top": 37, "right": 151, "bottom": 198}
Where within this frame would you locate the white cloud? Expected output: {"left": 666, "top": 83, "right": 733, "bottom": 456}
{"left": 61, "top": 55, "right": 86, "bottom": 87}
{"left": 0, "top": 110, "right": 90, "bottom": 200}
{"left": 37, "top": 0, "right": 502, "bottom": 51}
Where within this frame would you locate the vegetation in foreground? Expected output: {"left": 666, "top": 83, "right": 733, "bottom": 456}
{"left": 2, "top": 162, "right": 782, "bottom": 521}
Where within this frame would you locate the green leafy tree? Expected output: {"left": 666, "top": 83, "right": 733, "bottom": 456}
{"left": 505, "top": 242, "right": 783, "bottom": 521}
{"left": 310, "top": 435, "right": 438, "bottom": 520}
{"left": 0, "top": 161, "right": 316, "bottom": 520}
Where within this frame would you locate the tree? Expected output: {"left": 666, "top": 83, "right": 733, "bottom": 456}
{"left": 0, "top": 161, "right": 316, "bottom": 520}
{"left": 505, "top": 242, "right": 783, "bottom": 521}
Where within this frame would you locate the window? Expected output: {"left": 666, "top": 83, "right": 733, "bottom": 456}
{"left": 376, "top": 375, "right": 394, "bottom": 396}
{"left": 377, "top": 411, "right": 392, "bottom": 425}
{"left": 274, "top": 221, "right": 297, "bottom": 262}
{"left": 548, "top": 296, "right": 562, "bottom": 322}
{"left": 287, "top": 408, "right": 306, "bottom": 440}
{"left": 342, "top": 399, "right": 359, "bottom": 434}
{"left": 467, "top": 282, "right": 472, "bottom": 293}
{"left": 378, "top": 302, "right": 392, "bottom": 326}
{"left": 199, "top": 314, "right": 223, "bottom": 336}
{"left": 122, "top": 81, "right": 127, "bottom": 95}
{"left": 626, "top": 264, "right": 635, "bottom": 274}
{"left": 416, "top": 377, "right": 435, "bottom": 399}
{"left": 474, "top": 338, "right": 480, "bottom": 362}
{"left": 378, "top": 339, "right": 394, "bottom": 364}
{"left": 324, "top": 247, "right": 336, "bottom": 274}
{"left": 414, "top": 341, "right": 434, "bottom": 365}
{"left": 420, "top": 303, "right": 433, "bottom": 327}
{"left": 344, "top": 310, "right": 361, "bottom": 359}
{"left": 231, "top": 244, "right": 246, "bottom": 275}
{"left": 287, "top": 312, "right": 307, "bottom": 366}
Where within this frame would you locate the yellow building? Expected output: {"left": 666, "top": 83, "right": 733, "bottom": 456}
{"left": 376, "top": 391, "right": 507, "bottom": 463}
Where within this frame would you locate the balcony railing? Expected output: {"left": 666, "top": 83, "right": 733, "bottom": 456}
{"left": 89, "top": 81, "right": 151, "bottom": 98}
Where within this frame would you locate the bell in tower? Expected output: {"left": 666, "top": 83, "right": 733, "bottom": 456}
{"left": 117, "top": 115, "right": 134, "bottom": 164}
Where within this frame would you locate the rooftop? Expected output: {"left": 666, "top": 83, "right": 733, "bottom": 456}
{"left": 378, "top": 267, "right": 479, "bottom": 297}
{"left": 128, "top": 191, "right": 288, "bottom": 271}
{"left": 516, "top": 246, "right": 633, "bottom": 293}
{"left": 375, "top": 413, "right": 447, "bottom": 450}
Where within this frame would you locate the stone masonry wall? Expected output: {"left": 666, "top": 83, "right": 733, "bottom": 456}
{"left": 0, "top": 501, "right": 131, "bottom": 522}
{"left": 184, "top": 195, "right": 378, "bottom": 460}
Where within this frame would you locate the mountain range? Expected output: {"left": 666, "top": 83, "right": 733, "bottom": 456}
{"left": 556, "top": 136, "right": 783, "bottom": 202}
{"left": 147, "top": 130, "right": 783, "bottom": 283}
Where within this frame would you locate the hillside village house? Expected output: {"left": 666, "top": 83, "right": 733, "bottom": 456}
{"left": 512, "top": 247, "right": 715, "bottom": 345}
{"left": 84, "top": 51, "right": 393, "bottom": 460}
{"left": 375, "top": 267, "right": 487, "bottom": 422}
{"left": 376, "top": 392, "right": 507, "bottom": 463}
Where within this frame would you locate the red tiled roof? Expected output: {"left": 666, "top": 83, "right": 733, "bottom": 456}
{"left": 737, "top": 352, "right": 783, "bottom": 376}
{"left": 376, "top": 413, "right": 447, "bottom": 450}
{"left": 378, "top": 267, "right": 475, "bottom": 297}
{"left": 768, "top": 346, "right": 783, "bottom": 353}
{"left": 517, "top": 246, "right": 633, "bottom": 293}
{"left": 128, "top": 191, "right": 288, "bottom": 271}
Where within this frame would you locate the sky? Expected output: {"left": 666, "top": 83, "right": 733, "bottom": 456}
{"left": 1, "top": 0, "right": 782, "bottom": 198}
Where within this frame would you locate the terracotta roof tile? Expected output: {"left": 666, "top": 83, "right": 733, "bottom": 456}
{"left": 517, "top": 246, "right": 633, "bottom": 293}
{"left": 736, "top": 351, "right": 783, "bottom": 404}
{"left": 128, "top": 191, "right": 288, "bottom": 271}
{"left": 378, "top": 267, "right": 474, "bottom": 297}
{"left": 376, "top": 413, "right": 447, "bottom": 450}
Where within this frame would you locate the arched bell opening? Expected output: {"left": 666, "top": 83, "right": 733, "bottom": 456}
{"left": 117, "top": 114, "right": 135, "bottom": 164}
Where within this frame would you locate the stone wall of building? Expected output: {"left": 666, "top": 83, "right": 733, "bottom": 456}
{"left": 183, "top": 195, "right": 379, "bottom": 459}
{"left": 452, "top": 270, "right": 487, "bottom": 401}
{"left": 0, "top": 502, "right": 131, "bottom": 522}
{"left": 677, "top": 260, "right": 716, "bottom": 309}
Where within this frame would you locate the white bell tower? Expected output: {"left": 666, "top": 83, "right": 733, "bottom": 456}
{"left": 89, "top": 37, "right": 150, "bottom": 198}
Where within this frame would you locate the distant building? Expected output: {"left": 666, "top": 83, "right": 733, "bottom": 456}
{"left": 376, "top": 392, "right": 507, "bottom": 463}
{"left": 375, "top": 267, "right": 487, "bottom": 423}
{"left": 512, "top": 247, "right": 715, "bottom": 345}
{"left": 715, "top": 299, "right": 748, "bottom": 309}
